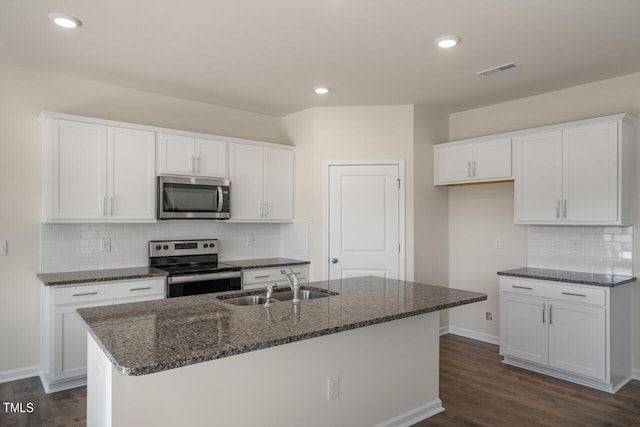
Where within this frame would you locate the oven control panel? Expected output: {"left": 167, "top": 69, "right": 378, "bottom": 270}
{"left": 149, "top": 239, "right": 219, "bottom": 257}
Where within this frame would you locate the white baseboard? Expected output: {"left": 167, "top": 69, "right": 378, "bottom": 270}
{"left": 633, "top": 368, "right": 640, "bottom": 381}
{"left": 445, "top": 326, "right": 500, "bottom": 345}
{"left": 0, "top": 365, "right": 40, "bottom": 384}
{"left": 378, "top": 398, "right": 444, "bottom": 427}
{"left": 439, "top": 325, "right": 449, "bottom": 336}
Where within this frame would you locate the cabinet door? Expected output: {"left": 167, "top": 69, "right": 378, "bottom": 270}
{"left": 514, "top": 130, "right": 563, "bottom": 223}
{"left": 52, "top": 301, "right": 110, "bottom": 381}
{"left": 563, "top": 122, "right": 618, "bottom": 223}
{"left": 548, "top": 301, "right": 606, "bottom": 380}
{"left": 195, "top": 138, "right": 227, "bottom": 178}
{"left": 436, "top": 143, "right": 473, "bottom": 184}
{"left": 473, "top": 138, "right": 512, "bottom": 181}
{"left": 500, "top": 292, "right": 548, "bottom": 365}
{"left": 229, "top": 143, "right": 264, "bottom": 220}
{"left": 46, "top": 120, "right": 107, "bottom": 220}
{"left": 263, "top": 148, "right": 293, "bottom": 220}
{"left": 107, "top": 127, "right": 156, "bottom": 221}
{"left": 157, "top": 133, "right": 194, "bottom": 175}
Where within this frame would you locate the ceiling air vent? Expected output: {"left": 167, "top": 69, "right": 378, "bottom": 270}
{"left": 475, "top": 62, "right": 517, "bottom": 77}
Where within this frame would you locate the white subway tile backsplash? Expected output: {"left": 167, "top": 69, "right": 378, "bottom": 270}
{"left": 41, "top": 221, "right": 292, "bottom": 273}
{"left": 527, "top": 225, "right": 633, "bottom": 276}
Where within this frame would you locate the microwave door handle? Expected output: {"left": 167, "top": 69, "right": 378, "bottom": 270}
{"left": 217, "top": 186, "right": 223, "bottom": 212}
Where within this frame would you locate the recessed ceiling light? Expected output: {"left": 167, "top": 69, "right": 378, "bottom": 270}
{"left": 48, "top": 13, "right": 83, "bottom": 29}
{"left": 314, "top": 86, "right": 330, "bottom": 95}
{"left": 434, "top": 35, "right": 460, "bottom": 49}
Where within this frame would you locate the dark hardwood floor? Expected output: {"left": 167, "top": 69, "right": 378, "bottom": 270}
{"left": 1, "top": 334, "right": 639, "bottom": 426}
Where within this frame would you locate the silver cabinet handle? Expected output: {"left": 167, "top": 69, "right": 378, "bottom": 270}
{"left": 472, "top": 161, "right": 476, "bottom": 177}
{"left": 563, "top": 200, "right": 567, "bottom": 218}
{"left": 217, "top": 186, "right": 223, "bottom": 213}
{"left": 103, "top": 196, "right": 107, "bottom": 217}
{"left": 73, "top": 291, "right": 98, "bottom": 297}
{"left": 542, "top": 302, "right": 546, "bottom": 324}
{"left": 556, "top": 200, "right": 560, "bottom": 219}
{"left": 331, "top": 258, "right": 338, "bottom": 264}
{"left": 196, "top": 156, "right": 201, "bottom": 173}
{"left": 110, "top": 196, "right": 114, "bottom": 216}
{"left": 259, "top": 204, "right": 264, "bottom": 218}
{"left": 512, "top": 285, "right": 533, "bottom": 290}
{"left": 467, "top": 161, "right": 471, "bottom": 178}
{"left": 264, "top": 203, "right": 268, "bottom": 218}
{"left": 254, "top": 275, "right": 270, "bottom": 279}
{"left": 562, "top": 292, "right": 587, "bottom": 297}
{"left": 129, "top": 287, "right": 152, "bottom": 292}
{"left": 191, "top": 156, "right": 196, "bottom": 174}
{"left": 549, "top": 304, "right": 553, "bottom": 325}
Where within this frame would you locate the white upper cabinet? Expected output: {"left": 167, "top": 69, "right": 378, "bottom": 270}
{"left": 228, "top": 142, "right": 293, "bottom": 222}
{"left": 434, "top": 137, "right": 512, "bottom": 185}
{"left": 515, "top": 115, "right": 635, "bottom": 225}
{"left": 42, "top": 117, "right": 156, "bottom": 223}
{"left": 157, "top": 133, "right": 227, "bottom": 178}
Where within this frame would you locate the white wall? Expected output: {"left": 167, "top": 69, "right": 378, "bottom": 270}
{"left": 447, "top": 72, "right": 640, "bottom": 368}
{"left": 0, "top": 64, "right": 286, "bottom": 375}
{"left": 282, "top": 105, "right": 416, "bottom": 281}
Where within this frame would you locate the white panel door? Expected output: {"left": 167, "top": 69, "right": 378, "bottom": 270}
{"left": 514, "top": 130, "right": 563, "bottom": 222}
{"left": 437, "top": 143, "right": 473, "bottom": 183}
{"left": 157, "top": 133, "right": 194, "bottom": 175}
{"left": 473, "top": 137, "right": 512, "bottom": 180}
{"left": 328, "top": 164, "right": 400, "bottom": 280}
{"left": 107, "top": 127, "right": 156, "bottom": 220}
{"left": 563, "top": 122, "right": 618, "bottom": 223}
{"left": 229, "top": 143, "right": 264, "bottom": 220}
{"left": 500, "top": 293, "right": 549, "bottom": 365}
{"left": 195, "top": 138, "right": 227, "bottom": 178}
{"left": 263, "top": 148, "right": 293, "bottom": 220}
{"left": 49, "top": 119, "right": 107, "bottom": 220}
{"left": 548, "top": 301, "right": 606, "bottom": 380}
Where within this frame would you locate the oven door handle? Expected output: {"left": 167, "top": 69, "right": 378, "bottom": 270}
{"left": 167, "top": 271, "right": 241, "bottom": 284}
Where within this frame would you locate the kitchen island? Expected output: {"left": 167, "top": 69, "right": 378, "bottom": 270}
{"left": 79, "top": 276, "right": 486, "bottom": 427}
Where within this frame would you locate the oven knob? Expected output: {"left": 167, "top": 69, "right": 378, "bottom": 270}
{"left": 163, "top": 245, "right": 169, "bottom": 250}
{"left": 209, "top": 242, "right": 215, "bottom": 248}
{"left": 155, "top": 245, "right": 161, "bottom": 251}
{"left": 203, "top": 244, "right": 208, "bottom": 248}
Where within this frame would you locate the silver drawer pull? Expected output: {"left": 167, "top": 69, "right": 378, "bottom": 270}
{"left": 72, "top": 291, "right": 98, "bottom": 297}
{"left": 561, "top": 292, "right": 587, "bottom": 297}
{"left": 254, "top": 275, "right": 270, "bottom": 279}
{"left": 129, "top": 287, "right": 152, "bottom": 292}
{"left": 512, "top": 285, "right": 533, "bottom": 290}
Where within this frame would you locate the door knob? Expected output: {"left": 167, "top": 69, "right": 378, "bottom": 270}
{"left": 331, "top": 258, "right": 338, "bottom": 264}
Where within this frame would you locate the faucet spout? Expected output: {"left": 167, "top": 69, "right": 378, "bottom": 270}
{"left": 280, "top": 268, "right": 301, "bottom": 302}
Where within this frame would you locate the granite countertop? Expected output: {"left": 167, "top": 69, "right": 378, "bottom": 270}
{"left": 224, "top": 257, "right": 310, "bottom": 270}
{"left": 37, "top": 267, "right": 168, "bottom": 286}
{"left": 497, "top": 267, "right": 636, "bottom": 287}
{"left": 77, "top": 276, "right": 486, "bottom": 376}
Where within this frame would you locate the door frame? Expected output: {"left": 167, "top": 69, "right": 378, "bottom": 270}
{"left": 323, "top": 159, "right": 406, "bottom": 281}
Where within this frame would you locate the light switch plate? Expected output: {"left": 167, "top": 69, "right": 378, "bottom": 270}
{"left": 0, "top": 241, "right": 7, "bottom": 256}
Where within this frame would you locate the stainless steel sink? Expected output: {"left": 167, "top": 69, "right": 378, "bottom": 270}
{"left": 222, "top": 295, "right": 272, "bottom": 306}
{"left": 271, "top": 288, "right": 335, "bottom": 301}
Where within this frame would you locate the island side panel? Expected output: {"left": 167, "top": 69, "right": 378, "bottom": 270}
{"left": 98, "top": 312, "right": 442, "bottom": 427}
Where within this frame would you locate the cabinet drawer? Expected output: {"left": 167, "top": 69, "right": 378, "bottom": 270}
{"left": 242, "top": 266, "right": 309, "bottom": 285}
{"left": 109, "top": 278, "right": 165, "bottom": 301}
{"left": 549, "top": 284, "right": 606, "bottom": 306}
{"left": 52, "top": 283, "right": 113, "bottom": 306}
{"left": 499, "top": 277, "right": 552, "bottom": 297}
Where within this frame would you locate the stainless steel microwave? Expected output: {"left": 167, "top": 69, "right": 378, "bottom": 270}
{"left": 157, "top": 176, "right": 231, "bottom": 220}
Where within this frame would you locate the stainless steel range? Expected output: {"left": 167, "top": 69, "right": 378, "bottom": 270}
{"left": 149, "top": 239, "right": 241, "bottom": 298}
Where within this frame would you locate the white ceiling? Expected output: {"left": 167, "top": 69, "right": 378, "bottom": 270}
{"left": 2, "top": 0, "right": 640, "bottom": 117}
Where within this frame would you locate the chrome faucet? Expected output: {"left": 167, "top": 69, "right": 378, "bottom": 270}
{"left": 281, "top": 268, "right": 301, "bottom": 302}
{"left": 264, "top": 283, "right": 277, "bottom": 307}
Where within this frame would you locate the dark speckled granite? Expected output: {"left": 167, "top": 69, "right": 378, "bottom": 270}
{"left": 498, "top": 267, "right": 636, "bottom": 287}
{"left": 77, "top": 276, "right": 486, "bottom": 376}
{"left": 37, "top": 267, "right": 167, "bottom": 286}
{"left": 224, "top": 257, "right": 310, "bottom": 269}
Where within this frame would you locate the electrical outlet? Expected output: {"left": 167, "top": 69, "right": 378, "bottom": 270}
{"left": 494, "top": 239, "right": 502, "bottom": 249}
{"left": 0, "top": 240, "right": 6, "bottom": 256}
{"left": 571, "top": 240, "right": 582, "bottom": 254}
{"left": 246, "top": 234, "right": 255, "bottom": 246}
{"left": 551, "top": 240, "right": 560, "bottom": 252}
{"left": 327, "top": 376, "right": 340, "bottom": 400}
{"left": 485, "top": 311, "right": 493, "bottom": 321}
{"left": 100, "top": 238, "right": 111, "bottom": 252}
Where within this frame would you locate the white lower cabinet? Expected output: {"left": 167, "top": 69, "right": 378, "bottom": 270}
{"left": 242, "top": 265, "right": 309, "bottom": 290}
{"left": 40, "top": 278, "right": 165, "bottom": 393}
{"left": 499, "top": 277, "right": 631, "bottom": 393}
